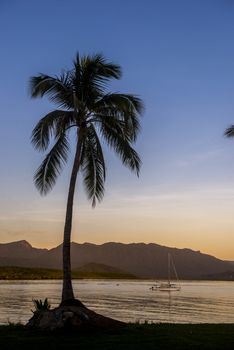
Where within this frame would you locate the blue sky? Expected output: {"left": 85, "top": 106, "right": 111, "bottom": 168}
{"left": 1, "top": 0, "right": 234, "bottom": 258}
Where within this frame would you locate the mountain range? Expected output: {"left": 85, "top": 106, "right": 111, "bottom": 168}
{"left": 0, "top": 240, "right": 233, "bottom": 279}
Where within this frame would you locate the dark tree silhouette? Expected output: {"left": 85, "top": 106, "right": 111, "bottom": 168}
{"left": 30, "top": 53, "right": 143, "bottom": 302}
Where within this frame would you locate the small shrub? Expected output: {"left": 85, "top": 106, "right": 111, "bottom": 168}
{"left": 32, "top": 298, "right": 51, "bottom": 313}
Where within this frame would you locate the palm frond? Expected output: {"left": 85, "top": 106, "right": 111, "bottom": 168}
{"left": 99, "top": 118, "right": 141, "bottom": 175}
{"left": 34, "top": 135, "right": 69, "bottom": 195}
{"left": 80, "top": 125, "right": 105, "bottom": 207}
{"left": 94, "top": 93, "right": 143, "bottom": 114}
{"left": 31, "top": 110, "right": 74, "bottom": 151}
{"left": 72, "top": 52, "right": 81, "bottom": 95}
{"left": 92, "top": 93, "right": 143, "bottom": 141}
{"left": 79, "top": 53, "right": 121, "bottom": 81}
{"left": 225, "top": 125, "right": 234, "bottom": 137}
{"left": 72, "top": 54, "right": 122, "bottom": 107}
{"left": 29, "top": 73, "right": 73, "bottom": 109}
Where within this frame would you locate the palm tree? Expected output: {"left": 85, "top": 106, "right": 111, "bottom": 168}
{"left": 30, "top": 53, "right": 143, "bottom": 303}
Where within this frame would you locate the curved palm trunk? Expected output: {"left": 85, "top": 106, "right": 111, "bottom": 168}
{"left": 62, "top": 133, "right": 83, "bottom": 302}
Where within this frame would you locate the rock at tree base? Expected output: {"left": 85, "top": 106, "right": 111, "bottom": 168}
{"left": 27, "top": 304, "right": 125, "bottom": 331}
{"left": 59, "top": 298, "right": 86, "bottom": 308}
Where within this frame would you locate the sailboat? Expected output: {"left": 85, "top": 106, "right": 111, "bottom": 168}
{"left": 150, "top": 253, "right": 181, "bottom": 291}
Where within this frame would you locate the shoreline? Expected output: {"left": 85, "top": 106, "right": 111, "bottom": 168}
{"left": 1, "top": 266, "right": 234, "bottom": 281}
{"left": 0, "top": 266, "right": 137, "bottom": 280}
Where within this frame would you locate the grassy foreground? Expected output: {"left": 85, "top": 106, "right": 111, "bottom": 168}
{"left": 1, "top": 324, "right": 234, "bottom": 350}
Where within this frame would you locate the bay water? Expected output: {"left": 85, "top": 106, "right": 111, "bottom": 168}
{"left": 0, "top": 280, "right": 234, "bottom": 324}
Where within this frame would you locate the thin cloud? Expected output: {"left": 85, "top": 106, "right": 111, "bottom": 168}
{"left": 173, "top": 149, "right": 224, "bottom": 168}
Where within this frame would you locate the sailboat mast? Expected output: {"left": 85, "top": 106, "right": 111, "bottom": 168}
{"left": 171, "top": 255, "right": 180, "bottom": 286}
{"left": 168, "top": 253, "right": 170, "bottom": 284}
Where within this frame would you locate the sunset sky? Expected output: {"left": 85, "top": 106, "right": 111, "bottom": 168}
{"left": 1, "top": 0, "right": 234, "bottom": 259}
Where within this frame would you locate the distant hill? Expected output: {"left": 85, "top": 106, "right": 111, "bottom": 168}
{"left": 0, "top": 240, "right": 48, "bottom": 267}
{"left": 75, "top": 262, "right": 133, "bottom": 274}
{"left": 0, "top": 240, "right": 233, "bottom": 279}
{"left": 74, "top": 263, "right": 136, "bottom": 279}
{"left": 76, "top": 263, "right": 136, "bottom": 279}
{"left": 202, "top": 271, "right": 234, "bottom": 281}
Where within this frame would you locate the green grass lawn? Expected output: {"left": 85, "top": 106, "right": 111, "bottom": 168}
{"left": 1, "top": 324, "right": 234, "bottom": 350}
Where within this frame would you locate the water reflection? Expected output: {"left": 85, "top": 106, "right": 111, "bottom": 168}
{"left": 0, "top": 280, "right": 234, "bottom": 324}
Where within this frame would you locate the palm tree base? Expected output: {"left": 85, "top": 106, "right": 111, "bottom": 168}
{"left": 59, "top": 298, "right": 86, "bottom": 308}
{"left": 26, "top": 303, "right": 125, "bottom": 332}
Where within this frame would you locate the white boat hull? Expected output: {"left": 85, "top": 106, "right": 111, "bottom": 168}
{"left": 150, "top": 285, "right": 181, "bottom": 292}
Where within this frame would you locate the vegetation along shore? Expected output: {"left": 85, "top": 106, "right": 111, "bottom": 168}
{"left": 1, "top": 266, "right": 234, "bottom": 281}
{"left": 0, "top": 266, "right": 136, "bottom": 280}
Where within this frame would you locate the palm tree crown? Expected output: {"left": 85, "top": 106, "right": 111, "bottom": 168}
{"left": 31, "top": 53, "right": 143, "bottom": 206}
{"left": 30, "top": 53, "right": 143, "bottom": 301}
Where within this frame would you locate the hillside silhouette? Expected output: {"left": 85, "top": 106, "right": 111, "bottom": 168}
{"left": 0, "top": 240, "right": 232, "bottom": 279}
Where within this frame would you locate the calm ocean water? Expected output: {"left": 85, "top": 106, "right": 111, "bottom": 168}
{"left": 0, "top": 280, "right": 234, "bottom": 324}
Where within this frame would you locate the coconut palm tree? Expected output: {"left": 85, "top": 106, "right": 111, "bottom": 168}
{"left": 30, "top": 53, "right": 143, "bottom": 302}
